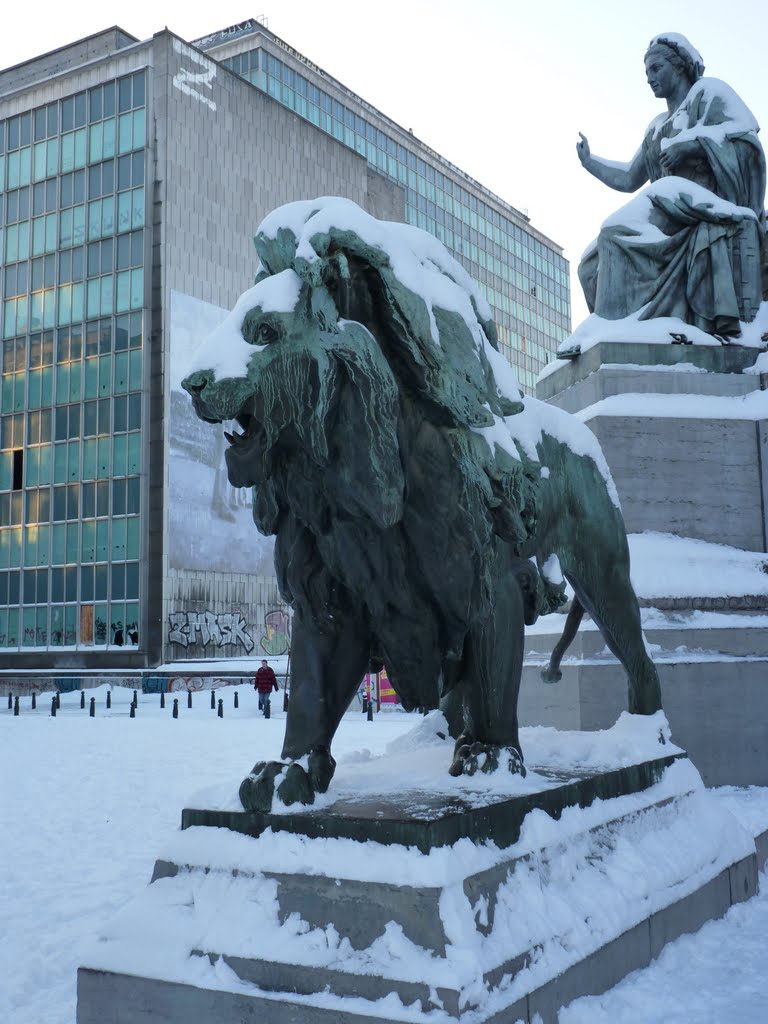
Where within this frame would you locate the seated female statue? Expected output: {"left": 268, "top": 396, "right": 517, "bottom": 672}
{"left": 577, "top": 33, "right": 766, "bottom": 339}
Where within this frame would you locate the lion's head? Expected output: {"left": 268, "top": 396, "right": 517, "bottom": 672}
{"left": 183, "top": 265, "right": 406, "bottom": 534}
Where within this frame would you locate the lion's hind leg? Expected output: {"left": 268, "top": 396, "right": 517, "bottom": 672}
{"left": 565, "top": 566, "right": 662, "bottom": 716}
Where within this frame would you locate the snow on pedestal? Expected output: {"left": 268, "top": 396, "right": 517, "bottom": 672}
{"left": 76, "top": 713, "right": 763, "bottom": 1024}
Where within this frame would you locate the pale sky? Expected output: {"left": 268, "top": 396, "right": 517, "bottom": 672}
{"left": 2, "top": 0, "right": 766, "bottom": 326}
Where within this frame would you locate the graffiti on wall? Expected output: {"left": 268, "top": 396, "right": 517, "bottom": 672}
{"left": 168, "top": 610, "right": 255, "bottom": 653}
{"left": 143, "top": 675, "right": 238, "bottom": 694}
{"left": 260, "top": 609, "right": 291, "bottom": 656}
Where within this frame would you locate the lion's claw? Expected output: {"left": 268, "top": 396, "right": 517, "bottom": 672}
{"left": 239, "top": 761, "right": 285, "bottom": 812}
{"left": 449, "top": 742, "right": 526, "bottom": 779}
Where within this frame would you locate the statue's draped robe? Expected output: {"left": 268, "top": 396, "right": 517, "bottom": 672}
{"left": 579, "top": 78, "right": 766, "bottom": 336}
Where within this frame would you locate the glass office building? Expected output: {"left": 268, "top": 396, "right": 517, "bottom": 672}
{"left": 0, "top": 21, "right": 570, "bottom": 669}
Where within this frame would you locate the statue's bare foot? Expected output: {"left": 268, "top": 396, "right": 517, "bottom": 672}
{"left": 239, "top": 747, "right": 336, "bottom": 811}
{"left": 540, "top": 664, "right": 562, "bottom": 684}
{"left": 449, "top": 739, "right": 526, "bottom": 778}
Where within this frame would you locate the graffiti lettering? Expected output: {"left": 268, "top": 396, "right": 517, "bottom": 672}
{"left": 168, "top": 610, "right": 255, "bottom": 654}
{"left": 172, "top": 39, "right": 217, "bottom": 111}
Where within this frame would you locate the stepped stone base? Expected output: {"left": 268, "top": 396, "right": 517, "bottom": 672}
{"left": 78, "top": 753, "right": 764, "bottom": 1024}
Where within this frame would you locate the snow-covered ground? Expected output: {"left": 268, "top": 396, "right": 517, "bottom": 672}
{"left": 1, "top": 684, "right": 767, "bottom": 1023}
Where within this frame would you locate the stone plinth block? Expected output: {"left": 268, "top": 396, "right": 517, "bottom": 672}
{"left": 522, "top": 622, "right": 768, "bottom": 786}
{"left": 536, "top": 341, "right": 768, "bottom": 551}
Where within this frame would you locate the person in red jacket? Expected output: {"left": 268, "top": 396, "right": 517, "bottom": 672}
{"left": 254, "top": 659, "right": 279, "bottom": 716}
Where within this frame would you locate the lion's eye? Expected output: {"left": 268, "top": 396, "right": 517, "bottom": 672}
{"left": 257, "top": 322, "right": 278, "bottom": 344}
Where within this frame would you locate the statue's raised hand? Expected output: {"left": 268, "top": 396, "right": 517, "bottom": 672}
{"left": 576, "top": 132, "right": 591, "bottom": 166}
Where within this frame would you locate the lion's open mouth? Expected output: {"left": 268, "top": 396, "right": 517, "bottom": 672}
{"left": 224, "top": 410, "right": 255, "bottom": 448}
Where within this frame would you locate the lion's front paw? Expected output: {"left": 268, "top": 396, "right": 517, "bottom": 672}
{"left": 239, "top": 760, "right": 315, "bottom": 812}
{"left": 449, "top": 742, "right": 526, "bottom": 779}
{"left": 239, "top": 747, "right": 337, "bottom": 812}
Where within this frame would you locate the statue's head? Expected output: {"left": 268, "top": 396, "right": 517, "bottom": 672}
{"left": 645, "top": 33, "right": 704, "bottom": 92}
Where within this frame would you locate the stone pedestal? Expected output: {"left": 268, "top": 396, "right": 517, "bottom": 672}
{"left": 537, "top": 342, "right": 768, "bottom": 551}
{"left": 529, "top": 342, "right": 768, "bottom": 785}
{"left": 521, "top": 618, "right": 768, "bottom": 786}
{"left": 77, "top": 746, "right": 765, "bottom": 1024}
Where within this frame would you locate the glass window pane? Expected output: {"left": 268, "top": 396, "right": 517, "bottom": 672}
{"left": 116, "top": 270, "right": 130, "bottom": 312}
{"left": 131, "top": 187, "right": 144, "bottom": 229}
{"left": 129, "top": 267, "right": 143, "bottom": 309}
{"left": 118, "top": 112, "right": 132, "bottom": 154}
{"left": 96, "top": 520, "right": 108, "bottom": 561}
{"left": 126, "top": 517, "right": 139, "bottom": 560}
{"left": 102, "top": 119, "right": 116, "bottom": 160}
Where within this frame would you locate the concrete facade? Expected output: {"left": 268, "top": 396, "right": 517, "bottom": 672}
{"left": 149, "top": 30, "right": 404, "bottom": 665}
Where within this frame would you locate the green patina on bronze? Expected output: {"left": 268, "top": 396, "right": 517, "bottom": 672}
{"left": 183, "top": 207, "right": 661, "bottom": 813}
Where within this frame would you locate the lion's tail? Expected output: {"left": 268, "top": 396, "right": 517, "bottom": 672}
{"left": 540, "top": 597, "right": 584, "bottom": 685}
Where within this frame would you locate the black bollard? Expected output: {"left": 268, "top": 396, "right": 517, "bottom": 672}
{"left": 210, "top": 689, "right": 216, "bottom": 710}
{"left": 90, "top": 697, "right": 95, "bottom": 718}
{"left": 80, "top": 689, "right": 85, "bottom": 709}
{"left": 56, "top": 692, "right": 61, "bottom": 710}
{"left": 361, "top": 696, "right": 368, "bottom": 714}
{"left": 31, "top": 692, "right": 36, "bottom": 710}
{"left": 51, "top": 696, "right": 57, "bottom": 717}
{"left": 367, "top": 698, "right": 374, "bottom": 722}
{"left": 14, "top": 695, "right": 19, "bottom": 716}
{"left": 130, "top": 702, "right": 136, "bottom": 718}
{"left": 217, "top": 698, "right": 223, "bottom": 719}
{"left": 106, "top": 690, "right": 112, "bottom": 709}
{"left": 160, "top": 691, "right": 165, "bottom": 709}
{"left": 132, "top": 689, "right": 138, "bottom": 708}
{"left": 188, "top": 690, "right": 192, "bottom": 709}
{"left": 234, "top": 691, "right": 239, "bottom": 709}
{"left": 173, "top": 698, "right": 179, "bottom": 719}
{"left": 8, "top": 692, "right": 12, "bottom": 710}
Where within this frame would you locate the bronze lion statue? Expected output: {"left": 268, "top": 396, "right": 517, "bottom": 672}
{"left": 183, "top": 198, "right": 661, "bottom": 811}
